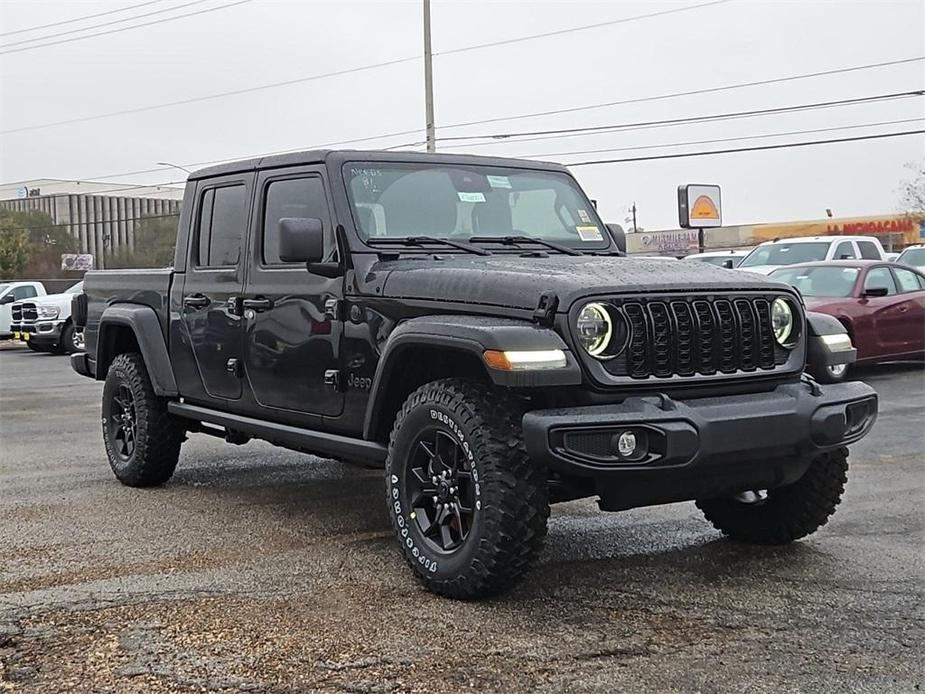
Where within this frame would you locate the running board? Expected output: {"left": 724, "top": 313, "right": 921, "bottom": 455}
{"left": 167, "top": 402, "right": 387, "bottom": 463}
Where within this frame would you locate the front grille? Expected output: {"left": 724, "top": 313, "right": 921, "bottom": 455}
{"left": 20, "top": 302, "right": 37, "bottom": 321}
{"left": 602, "top": 295, "right": 789, "bottom": 379}
{"left": 11, "top": 304, "right": 22, "bottom": 321}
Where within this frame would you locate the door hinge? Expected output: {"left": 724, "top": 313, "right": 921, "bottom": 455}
{"left": 226, "top": 296, "right": 244, "bottom": 317}
{"left": 324, "top": 299, "right": 343, "bottom": 320}
{"left": 225, "top": 357, "right": 242, "bottom": 377}
{"left": 533, "top": 292, "right": 559, "bottom": 326}
{"left": 323, "top": 369, "right": 342, "bottom": 391}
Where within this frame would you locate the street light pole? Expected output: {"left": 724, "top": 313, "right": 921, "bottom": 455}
{"left": 423, "top": 0, "right": 436, "bottom": 153}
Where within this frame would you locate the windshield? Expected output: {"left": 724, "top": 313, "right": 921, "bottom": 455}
{"left": 770, "top": 266, "right": 859, "bottom": 297}
{"left": 344, "top": 162, "right": 610, "bottom": 250}
{"left": 65, "top": 282, "right": 83, "bottom": 294}
{"left": 740, "top": 242, "right": 830, "bottom": 268}
{"left": 0, "top": 284, "right": 9, "bottom": 294}
{"left": 898, "top": 247, "right": 925, "bottom": 267}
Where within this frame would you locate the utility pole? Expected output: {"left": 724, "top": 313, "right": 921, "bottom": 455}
{"left": 423, "top": 0, "right": 436, "bottom": 153}
{"left": 631, "top": 202, "right": 638, "bottom": 232}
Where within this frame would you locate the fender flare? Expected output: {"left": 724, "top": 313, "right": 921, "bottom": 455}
{"left": 97, "top": 304, "right": 178, "bottom": 396}
{"left": 805, "top": 310, "right": 857, "bottom": 370}
{"left": 362, "top": 315, "right": 581, "bottom": 440}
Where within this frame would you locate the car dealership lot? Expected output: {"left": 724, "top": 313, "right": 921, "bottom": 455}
{"left": 0, "top": 348, "right": 922, "bottom": 693}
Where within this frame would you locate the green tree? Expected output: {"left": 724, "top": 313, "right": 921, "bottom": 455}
{"left": 109, "top": 215, "right": 180, "bottom": 268}
{"left": 0, "top": 211, "right": 31, "bottom": 278}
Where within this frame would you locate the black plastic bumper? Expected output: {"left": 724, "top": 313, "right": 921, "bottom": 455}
{"left": 523, "top": 380, "right": 877, "bottom": 511}
{"left": 70, "top": 352, "right": 93, "bottom": 378}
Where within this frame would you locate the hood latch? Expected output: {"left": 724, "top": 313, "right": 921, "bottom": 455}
{"left": 533, "top": 292, "right": 559, "bottom": 326}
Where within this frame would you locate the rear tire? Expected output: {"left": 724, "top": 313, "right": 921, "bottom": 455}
{"left": 696, "top": 448, "right": 848, "bottom": 545}
{"left": 102, "top": 352, "right": 183, "bottom": 487}
{"left": 386, "top": 378, "right": 549, "bottom": 599}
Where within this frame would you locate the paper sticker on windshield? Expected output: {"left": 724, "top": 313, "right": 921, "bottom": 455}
{"left": 576, "top": 225, "right": 603, "bottom": 241}
{"left": 486, "top": 175, "right": 511, "bottom": 189}
{"left": 458, "top": 192, "right": 485, "bottom": 203}
{"left": 577, "top": 209, "right": 592, "bottom": 223}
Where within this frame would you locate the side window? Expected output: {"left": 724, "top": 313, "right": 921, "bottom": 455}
{"left": 262, "top": 177, "right": 330, "bottom": 265}
{"left": 892, "top": 267, "right": 922, "bottom": 293}
{"left": 857, "top": 240, "right": 881, "bottom": 260}
{"left": 196, "top": 185, "right": 247, "bottom": 268}
{"left": 13, "top": 285, "right": 37, "bottom": 300}
{"left": 864, "top": 267, "right": 897, "bottom": 295}
{"left": 833, "top": 241, "right": 856, "bottom": 260}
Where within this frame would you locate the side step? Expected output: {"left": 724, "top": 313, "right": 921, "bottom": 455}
{"left": 167, "top": 402, "right": 387, "bottom": 464}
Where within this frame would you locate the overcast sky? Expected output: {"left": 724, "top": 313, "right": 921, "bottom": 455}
{"left": 1, "top": 0, "right": 923, "bottom": 230}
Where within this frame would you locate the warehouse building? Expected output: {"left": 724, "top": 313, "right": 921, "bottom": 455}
{"left": 0, "top": 179, "right": 184, "bottom": 269}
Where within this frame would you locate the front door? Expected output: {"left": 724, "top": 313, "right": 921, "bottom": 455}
{"left": 181, "top": 174, "right": 253, "bottom": 401}
{"left": 242, "top": 167, "right": 344, "bottom": 417}
{"left": 858, "top": 265, "right": 906, "bottom": 358}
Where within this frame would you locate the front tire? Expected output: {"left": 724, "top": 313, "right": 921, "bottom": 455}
{"left": 696, "top": 448, "right": 848, "bottom": 544}
{"left": 386, "top": 379, "right": 548, "bottom": 599}
{"left": 812, "top": 362, "right": 849, "bottom": 384}
{"left": 102, "top": 353, "right": 183, "bottom": 487}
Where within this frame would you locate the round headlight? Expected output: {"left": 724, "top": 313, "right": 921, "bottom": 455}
{"left": 576, "top": 302, "right": 612, "bottom": 357}
{"left": 771, "top": 297, "right": 795, "bottom": 347}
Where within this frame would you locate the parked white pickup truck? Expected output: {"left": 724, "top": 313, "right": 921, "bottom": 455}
{"left": 0, "top": 281, "right": 46, "bottom": 339}
{"left": 737, "top": 236, "right": 887, "bottom": 274}
{"left": 11, "top": 282, "right": 84, "bottom": 354}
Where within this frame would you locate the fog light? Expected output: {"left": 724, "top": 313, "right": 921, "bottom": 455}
{"left": 615, "top": 431, "right": 637, "bottom": 457}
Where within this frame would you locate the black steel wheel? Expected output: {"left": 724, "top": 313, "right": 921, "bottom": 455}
{"left": 386, "top": 378, "right": 548, "bottom": 599}
{"left": 102, "top": 352, "right": 183, "bottom": 487}
{"left": 403, "top": 428, "right": 476, "bottom": 553}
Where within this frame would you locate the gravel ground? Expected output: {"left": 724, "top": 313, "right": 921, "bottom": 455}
{"left": 0, "top": 346, "right": 922, "bottom": 693}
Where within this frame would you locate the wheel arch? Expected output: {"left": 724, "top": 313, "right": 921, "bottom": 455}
{"left": 362, "top": 315, "right": 580, "bottom": 443}
{"left": 96, "top": 304, "right": 178, "bottom": 397}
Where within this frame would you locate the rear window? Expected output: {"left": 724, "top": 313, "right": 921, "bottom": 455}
{"left": 197, "top": 185, "right": 247, "bottom": 268}
{"left": 893, "top": 267, "right": 923, "bottom": 293}
{"left": 857, "top": 241, "right": 881, "bottom": 260}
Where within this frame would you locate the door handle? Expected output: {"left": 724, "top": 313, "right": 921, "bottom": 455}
{"left": 183, "top": 294, "right": 210, "bottom": 309}
{"left": 241, "top": 297, "right": 273, "bottom": 312}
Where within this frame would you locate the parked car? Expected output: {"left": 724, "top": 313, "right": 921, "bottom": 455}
{"left": 70, "top": 149, "right": 875, "bottom": 599}
{"left": 0, "top": 281, "right": 46, "bottom": 339}
{"left": 885, "top": 252, "right": 901, "bottom": 262}
{"left": 738, "top": 236, "right": 887, "bottom": 274}
{"left": 896, "top": 244, "right": 925, "bottom": 271}
{"left": 11, "top": 281, "right": 85, "bottom": 354}
{"left": 770, "top": 260, "right": 925, "bottom": 382}
{"left": 684, "top": 249, "right": 750, "bottom": 268}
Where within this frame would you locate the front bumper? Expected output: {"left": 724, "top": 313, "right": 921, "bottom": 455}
{"left": 13, "top": 319, "right": 64, "bottom": 346}
{"left": 523, "top": 380, "right": 877, "bottom": 511}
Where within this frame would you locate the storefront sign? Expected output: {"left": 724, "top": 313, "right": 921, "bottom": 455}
{"left": 678, "top": 184, "right": 722, "bottom": 228}
{"left": 640, "top": 230, "right": 699, "bottom": 253}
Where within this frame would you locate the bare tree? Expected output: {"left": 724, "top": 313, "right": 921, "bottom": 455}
{"left": 898, "top": 160, "right": 925, "bottom": 216}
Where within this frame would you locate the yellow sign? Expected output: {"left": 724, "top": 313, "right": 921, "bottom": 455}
{"left": 691, "top": 195, "right": 720, "bottom": 220}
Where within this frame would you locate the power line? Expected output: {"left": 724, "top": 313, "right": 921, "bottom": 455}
{"left": 0, "top": 0, "right": 212, "bottom": 49}
{"left": 524, "top": 117, "right": 925, "bottom": 160}
{"left": 567, "top": 129, "right": 925, "bottom": 167}
{"left": 436, "top": 56, "right": 925, "bottom": 132}
{"left": 0, "top": 0, "right": 169, "bottom": 37}
{"left": 0, "top": 0, "right": 254, "bottom": 56}
{"left": 436, "top": 90, "right": 924, "bottom": 146}
{"left": 434, "top": 90, "right": 925, "bottom": 151}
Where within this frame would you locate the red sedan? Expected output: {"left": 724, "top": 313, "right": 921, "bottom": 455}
{"left": 770, "top": 260, "right": 925, "bottom": 382}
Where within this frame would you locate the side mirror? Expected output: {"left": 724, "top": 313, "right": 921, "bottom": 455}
{"left": 722, "top": 258, "right": 734, "bottom": 269}
{"left": 278, "top": 218, "right": 324, "bottom": 263}
{"left": 839, "top": 254, "right": 853, "bottom": 260}
{"left": 862, "top": 286, "right": 890, "bottom": 297}
{"left": 605, "top": 223, "right": 626, "bottom": 254}
{"left": 0, "top": 294, "right": 14, "bottom": 305}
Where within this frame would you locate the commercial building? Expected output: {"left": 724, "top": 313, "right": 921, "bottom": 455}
{"left": 0, "top": 179, "right": 184, "bottom": 268}
{"left": 629, "top": 213, "right": 925, "bottom": 256}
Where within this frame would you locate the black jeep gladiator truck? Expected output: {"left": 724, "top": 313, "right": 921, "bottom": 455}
{"left": 71, "top": 149, "right": 877, "bottom": 598}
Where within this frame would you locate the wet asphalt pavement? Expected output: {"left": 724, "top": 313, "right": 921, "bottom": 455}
{"left": 0, "top": 346, "right": 922, "bottom": 693}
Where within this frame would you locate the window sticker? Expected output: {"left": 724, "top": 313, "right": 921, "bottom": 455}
{"left": 458, "top": 192, "right": 486, "bottom": 203}
{"left": 577, "top": 208, "right": 592, "bottom": 223}
{"left": 486, "top": 175, "right": 512, "bottom": 189}
{"left": 576, "top": 225, "right": 603, "bottom": 241}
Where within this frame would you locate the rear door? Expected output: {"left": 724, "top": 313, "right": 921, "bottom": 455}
{"left": 890, "top": 266, "right": 925, "bottom": 353}
{"left": 242, "top": 166, "right": 344, "bottom": 418}
{"left": 180, "top": 174, "right": 253, "bottom": 402}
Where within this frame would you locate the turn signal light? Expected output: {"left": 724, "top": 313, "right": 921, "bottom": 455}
{"left": 483, "top": 349, "right": 567, "bottom": 371}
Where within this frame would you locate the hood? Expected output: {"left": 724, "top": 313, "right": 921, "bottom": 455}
{"left": 368, "top": 255, "right": 786, "bottom": 311}
{"left": 34, "top": 291, "right": 75, "bottom": 308}
{"left": 736, "top": 265, "right": 778, "bottom": 275}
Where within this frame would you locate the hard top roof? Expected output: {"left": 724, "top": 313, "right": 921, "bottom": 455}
{"left": 188, "top": 149, "right": 569, "bottom": 181}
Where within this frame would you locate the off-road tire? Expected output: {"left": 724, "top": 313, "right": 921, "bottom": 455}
{"left": 696, "top": 448, "right": 848, "bottom": 544}
{"left": 102, "top": 352, "right": 183, "bottom": 487}
{"left": 386, "top": 379, "right": 548, "bottom": 599}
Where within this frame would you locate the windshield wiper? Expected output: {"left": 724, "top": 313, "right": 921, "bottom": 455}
{"left": 367, "top": 236, "right": 492, "bottom": 256}
{"left": 467, "top": 235, "right": 583, "bottom": 256}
